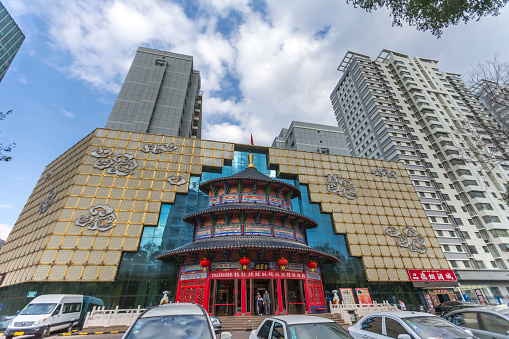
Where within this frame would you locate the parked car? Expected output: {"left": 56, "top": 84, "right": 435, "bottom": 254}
{"left": 0, "top": 315, "right": 15, "bottom": 332}
{"left": 349, "top": 311, "right": 474, "bottom": 339}
{"left": 210, "top": 316, "right": 222, "bottom": 332}
{"left": 249, "top": 315, "right": 352, "bottom": 339}
{"left": 435, "top": 300, "right": 480, "bottom": 316}
{"left": 122, "top": 303, "right": 231, "bottom": 339}
{"left": 5, "top": 294, "right": 86, "bottom": 339}
{"left": 445, "top": 306, "right": 509, "bottom": 338}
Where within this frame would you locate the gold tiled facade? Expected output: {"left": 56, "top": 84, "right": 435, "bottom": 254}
{"left": 0, "top": 129, "right": 234, "bottom": 287}
{"left": 268, "top": 148, "right": 448, "bottom": 282}
{"left": 0, "top": 128, "right": 447, "bottom": 287}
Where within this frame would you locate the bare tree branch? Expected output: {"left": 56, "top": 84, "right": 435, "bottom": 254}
{"left": 0, "top": 110, "right": 16, "bottom": 162}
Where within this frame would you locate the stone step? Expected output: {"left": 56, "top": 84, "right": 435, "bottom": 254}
{"left": 218, "top": 314, "right": 347, "bottom": 331}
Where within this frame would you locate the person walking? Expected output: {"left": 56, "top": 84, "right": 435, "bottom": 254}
{"left": 263, "top": 290, "right": 271, "bottom": 315}
{"left": 399, "top": 300, "right": 407, "bottom": 311}
{"left": 257, "top": 294, "right": 264, "bottom": 315}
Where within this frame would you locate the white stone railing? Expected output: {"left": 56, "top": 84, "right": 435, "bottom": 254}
{"left": 83, "top": 306, "right": 145, "bottom": 328}
{"left": 329, "top": 301, "right": 399, "bottom": 324}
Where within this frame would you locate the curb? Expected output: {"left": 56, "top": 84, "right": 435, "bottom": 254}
{"left": 59, "top": 331, "right": 125, "bottom": 336}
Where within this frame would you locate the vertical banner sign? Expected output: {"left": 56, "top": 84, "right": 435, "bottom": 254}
{"left": 355, "top": 288, "right": 372, "bottom": 304}
{"left": 424, "top": 294, "right": 434, "bottom": 311}
{"left": 339, "top": 288, "right": 355, "bottom": 304}
{"left": 475, "top": 289, "right": 486, "bottom": 305}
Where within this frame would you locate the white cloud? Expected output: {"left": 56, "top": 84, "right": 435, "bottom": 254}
{"left": 10, "top": 0, "right": 509, "bottom": 147}
{"left": 0, "top": 223, "right": 13, "bottom": 241}
{"left": 17, "top": 75, "right": 28, "bottom": 84}
{"left": 0, "top": 205, "right": 13, "bottom": 209}
{"left": 61, "top": 109, "right": 76, "bottom": 118}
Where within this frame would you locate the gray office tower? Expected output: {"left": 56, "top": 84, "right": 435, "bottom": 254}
{"left": 0, "top": 1, "right": 25, "bottom": 83}
{"left": 272, "top": 121, "right": 350, "bottom": 155}
{"left": 105, "top": 47, "right": 202, "bottom": 138}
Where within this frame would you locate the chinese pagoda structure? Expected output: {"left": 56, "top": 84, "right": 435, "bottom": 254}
{"left": 157, "top": 154, "right": 338, "bottom": 316}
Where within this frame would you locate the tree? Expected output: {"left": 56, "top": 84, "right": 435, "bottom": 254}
{"left": 464, "top": 55, "right": 509, "bottom": 203}
{"left": 0, "top": 110, "right": 15, "bottom": 162}
{"left": 346, "top": 0, "right": 508, "bottom": 37}
{"left": 469, "top": 54, "right": 509, "bottom": 135}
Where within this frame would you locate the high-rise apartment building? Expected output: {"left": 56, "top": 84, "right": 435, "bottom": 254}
{"left": 331, "top": 50, "right": 509, "bottom": 299}
{"left": 0, "top": 1, "right": 25, "bottom": 83}
{"left": 272, "top": 121, "right": 350, "bottom": 155}
{"left": 105, "top": 47, "right": 202, "bottom": 138}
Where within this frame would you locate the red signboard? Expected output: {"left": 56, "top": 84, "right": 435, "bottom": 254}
{"left": 355, "top": 288, "right": 372, "bottom": 304}
{"left": 210, "top": 270, "right": 306, "bottom": 279}
{"left": 407, "top": 269, "right": 457, "bottom": 282}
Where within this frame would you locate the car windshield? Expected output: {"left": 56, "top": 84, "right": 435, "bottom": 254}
{"left": 19, "top": 303, "right": 57, "bottom": 315}
{"left": 288, "top": 322, "right": 351, "bottom": 339}
{"left": 124, "top": 315, "right": 214, "bottom": 339}
{"left": 402, "top": 316, "right": 473, "bottom": 339}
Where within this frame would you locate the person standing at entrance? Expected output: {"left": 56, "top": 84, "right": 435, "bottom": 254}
{"left": 257, "top": 294, "right": 264, "bottom": 315}
{"left": 399, "top": 300, "right": 407, "bottom": 311}
{"left": 263, "top": 290, "right": 271, "bottom": 315}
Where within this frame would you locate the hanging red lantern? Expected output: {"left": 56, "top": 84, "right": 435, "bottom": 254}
{"left": 200, "top": 258, "right": 211, "bottom": 272}
{"left": 307, "top": 260, "right": 317, "bottom": 272}
{"left": 277, "top": 257, "right": 288, "bottom": 270}
{"left": 239, "top": 257, "right": 250, "bottom": 270}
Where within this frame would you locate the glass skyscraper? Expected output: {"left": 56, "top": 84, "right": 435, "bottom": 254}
{"left": 0, "top": 1, "right": 24, "bottom": 83}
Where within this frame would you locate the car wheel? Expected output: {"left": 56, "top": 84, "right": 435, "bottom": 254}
{"left": 39, "top": 326, "right": 50, "bottom": 338}
{"left": 5, "top": 335, "right": 13, "bottom": 339}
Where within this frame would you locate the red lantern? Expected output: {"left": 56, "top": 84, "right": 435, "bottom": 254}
{"left": 307, "top": 260, "right": 317, "bottom": 272}
{"left": 240, "top": 257, "right": 250, "bottom": 270}
{"left": 277, "top": 257, "right": 288, "bottom": 270}
{"left": 200, "top": 258, "right": 211, "bottom": 272}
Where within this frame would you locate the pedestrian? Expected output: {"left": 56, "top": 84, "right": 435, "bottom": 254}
{"left": 399, "top": 300, "right": 407, "bottom": 311}
{"left": 257, "top": 294, "right": 264, "bottom": 315}
{"left": 160, "top": 291, "right": 170, "bottom": 304}
{"left": 264, "top": 290, "right": 271, "bottom": 315}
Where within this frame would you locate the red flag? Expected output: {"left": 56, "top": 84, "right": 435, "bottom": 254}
{"left": 250, "top": 133, "right": 254, "bottom": 146}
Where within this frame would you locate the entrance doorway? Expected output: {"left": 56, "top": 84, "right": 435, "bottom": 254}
{"left": 253, "top": 280, "right": 273, "bottom": 315}
{"left": 214, "top": 280, "right": 235, "bottom": 316}
{"left": 437, "top": 293, "right": 450, "bottom": 304}
{"left": 284, "top": 279, "right": 305, "bottom": 314}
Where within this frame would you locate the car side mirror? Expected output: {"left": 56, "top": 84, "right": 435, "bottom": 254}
{"left": 464, "top": 329, "right": 473, "bottom": 336}
{"left": 397, "top": 335, "right": 411, "bottom": 339}
{"left": 220, "top": 332, "right": 232, "bottom": 339}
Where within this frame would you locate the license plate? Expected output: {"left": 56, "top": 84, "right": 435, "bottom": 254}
{"left": 14, "top": 332, "right": 24, "bottom": 336}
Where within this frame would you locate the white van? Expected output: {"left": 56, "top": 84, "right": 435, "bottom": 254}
{"left": 5, "top": 294, "right": 83, "bottom": 339}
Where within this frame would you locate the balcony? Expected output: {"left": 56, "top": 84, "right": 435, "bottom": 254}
{"left": 444, "top": 252, "right": 469, "bottom": 260}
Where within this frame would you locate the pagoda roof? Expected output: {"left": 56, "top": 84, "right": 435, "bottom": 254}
{"left": 156, "top": 236, "right": 340, "bottom": 263}
{"left": 199, "top": 166, "right": 301, "bottom": 197}
{"left": 183, "top": 203, "right": 318, "bottom": 228}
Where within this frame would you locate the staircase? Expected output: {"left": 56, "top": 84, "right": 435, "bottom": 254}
{"left": 219, "top": 313, "right": 348, "bottom": 332}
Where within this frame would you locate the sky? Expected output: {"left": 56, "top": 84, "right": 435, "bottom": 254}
{"left": 0, "top": 0, "right": 508, "bottom": 240}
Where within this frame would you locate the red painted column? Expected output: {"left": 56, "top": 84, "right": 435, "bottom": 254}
{"left": 175, "top": 267, "right": 182, "bottom": 302}
{"left": 203, "top": 273, "right": 211, "bottom": 313}
{"left": 303, "top": 279, "right": 311, "bottom": 314}
{"left": 277, "top": 278, "right": 283, "bottom": 314}
{"left": 241, "top": 277, "right": 247, "bottom": 315}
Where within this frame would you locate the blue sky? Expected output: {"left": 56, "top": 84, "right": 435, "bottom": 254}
{"left": 1, "top": 0, "right": 509, "bottom": 239}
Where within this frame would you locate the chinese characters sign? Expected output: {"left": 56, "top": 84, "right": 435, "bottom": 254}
{"left": 355, "top": 288, "right": 372, "bottom": 304}
{"left": 407, "top": 269, "right": 457, "bottom": 282}
{"left": 210, "top": 270, "right": 306, "bottom": 279}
